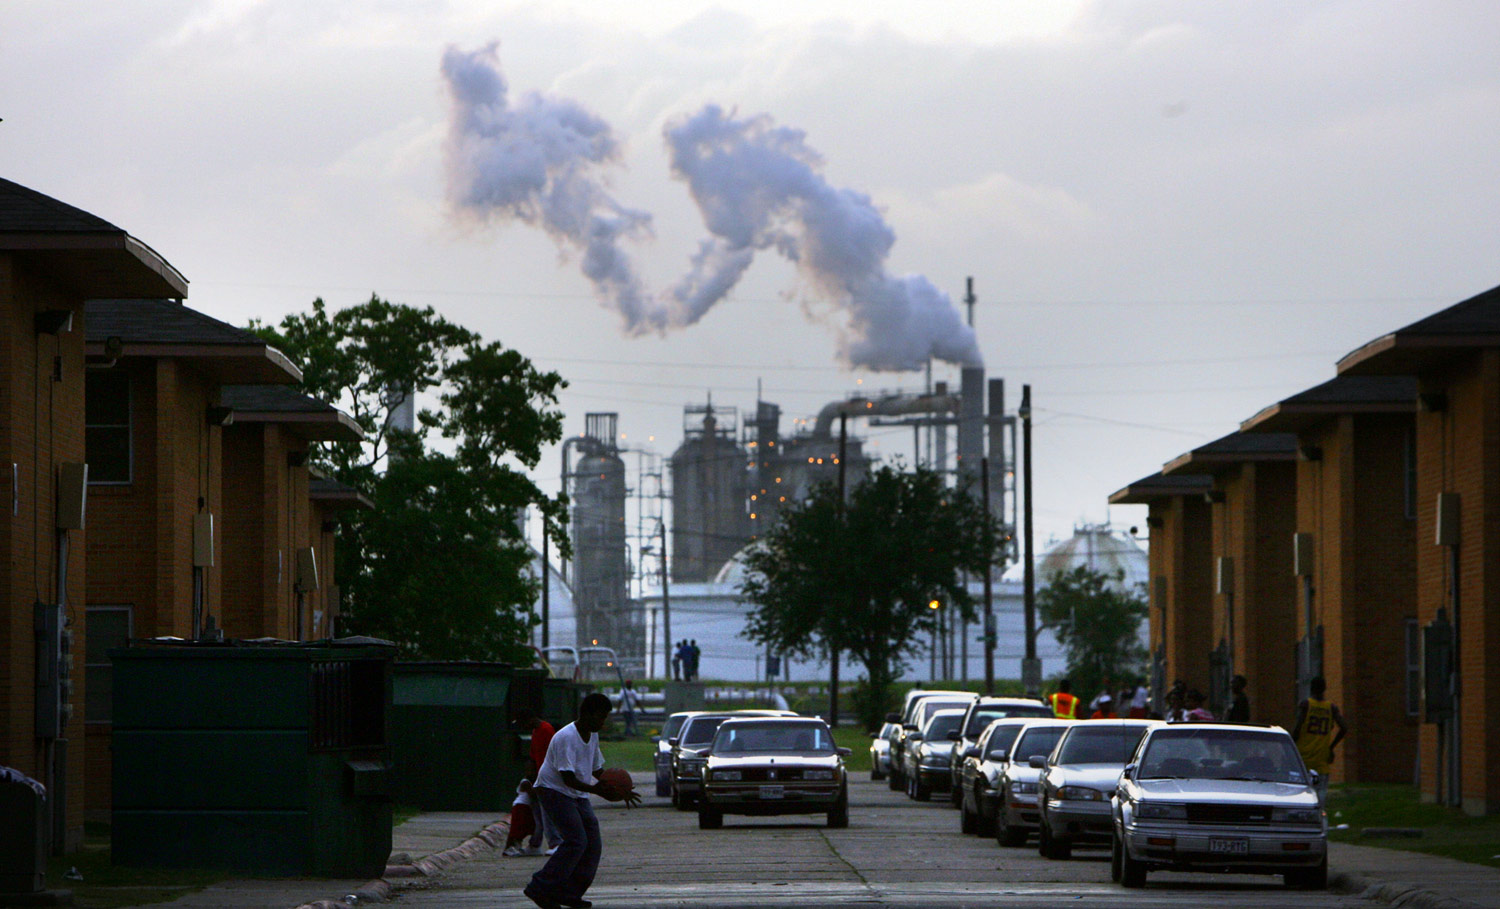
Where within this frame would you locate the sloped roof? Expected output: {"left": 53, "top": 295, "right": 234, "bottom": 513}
{"left": 221, "top": 384, "right": 363, "bottom": 441}
{"left": 1108, "top": 472, "right": 1213, "bottom": 505}
{"left": 1241, "top": 375, "right": 1417, "bottom": 433}
{"left": 0, "top": 177, "right": 188, "bottom": 297}
{"left": 1339, "top": 283, "right": 1500, "bottom": 375}
{"left": 1162, "top": 430, "right": 1298, "bottom": 476}
{"left": 309, "top": 475, "right": 374, "bottom": 511}
{"left": 85, "top": 299, "right": 299, "bottom": 384}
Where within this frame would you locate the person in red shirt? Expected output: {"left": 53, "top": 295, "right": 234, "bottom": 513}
{"left": 516, "top": 706, "right": 558, "bottom": 855}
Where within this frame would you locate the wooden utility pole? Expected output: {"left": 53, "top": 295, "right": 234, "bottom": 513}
{"left": 1021, "top": 385, "right": 1039, "bottom": 696}
{"left": 830, "top": 413, "right": 847, "bottom": 728}
{"left": 660, "top": 520, "right": 671, "bottom": 681}
{"left": 541, "top": 515, "right": 550, "bottom": 649}
{"left": 982, "top": 455, "right": 995, "bottom": 695}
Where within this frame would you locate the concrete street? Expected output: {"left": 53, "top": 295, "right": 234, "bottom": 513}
{"left": 392, "top": 773, "right": 1371, "bottom": 909}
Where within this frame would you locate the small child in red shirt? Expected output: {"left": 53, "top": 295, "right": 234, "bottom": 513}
{"left": 502, "top": 780, "right": 539, "bottom": 856}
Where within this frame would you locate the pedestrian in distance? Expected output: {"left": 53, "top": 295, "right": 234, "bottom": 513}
{"left": 524, "top": 692, "right": 641, "bottom": 909}
{"left": 1292, "top": 675, "right": 1348, "bottom": 804}
{"left": 1048, "top": 678, "right": 1079, "bottom": 718}
{"left": 688, "top": 639, "right": 701, "bottom": 681}
{"left": 1126, "top": 684, "right": 1149, "bottom": 719}
{"left": 1089, "top": 693, "right": 1117, "bottom": 719}
{"left": 618, "top": 679, "right": 640, "bottom": 737}
{"left": 1226, "top": 674, "right": 1251, "bottom": 722}
{"left": 515, "top": 705, "right": 559, "bottom": 854}
{"left": 1184, "top": 688, "right": 1216, "bottom": 722}
{"left": 1164, "top": 682, "right": 1188, "bottom": 723}
{"left": 672, "top": 640, "right": 683, "bottom": 681}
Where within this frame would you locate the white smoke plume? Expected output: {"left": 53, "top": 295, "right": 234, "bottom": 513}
{"left": 442, "top": 45, "right": 981, "bottom": 370}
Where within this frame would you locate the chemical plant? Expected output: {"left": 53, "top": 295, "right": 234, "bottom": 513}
{"left": 543, "top": 366, "right": 1035, "bottom": 680}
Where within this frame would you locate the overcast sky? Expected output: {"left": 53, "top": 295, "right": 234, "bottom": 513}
{"left": 7, "top": 0, "right": 1500, "bottom": 556}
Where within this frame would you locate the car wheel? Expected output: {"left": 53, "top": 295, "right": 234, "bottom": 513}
{"left": 871, "top": 764, "right": 885, "bottom": 781}
{"left": 912, "top": 777, "right": 931, "bottom": 802}
{"left": 949, "top": 778, "right": 964, "bottom": 807}
{"left": 996, "top": 806, "right": 1026, "bottom": 847}
{"left": 1284, "top": 858, "right": 1327, "bottom": 890}
{"left": 1040, "top": 822, "right": 1071, "bottom": 860}
{"left": 698, "top": 806, "right": 723, "bottom": 830}
{"left": 960, "top": 794, "right": 977, "bottom": 834}
{"left": 827, "top": 790, "right": 849, "bottom": 829}
{"left": 888, "top": 768, "right": 902, "bottom": 791}
{"left": 976, "top": 787, "right": 997, "bottom": 837}
{"left": 1118, "top": 833, "right": 1146, "bottom": 888}
{"left": 655, "top": 774, "right": 670, "bottom": 798}
{"left": 1110, "top": 832, "right": 1123, "bottom": 883}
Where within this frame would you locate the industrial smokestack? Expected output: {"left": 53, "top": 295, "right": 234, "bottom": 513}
{"left": 957, "top": 367, "right": 985, "bottom": 490}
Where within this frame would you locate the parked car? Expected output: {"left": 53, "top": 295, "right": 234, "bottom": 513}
{"left": 888, "top": 690, "right": 975, "bottom": 792}
{"left": 1111, "top": 723, "right": 1327, "bottom": 889}
{"left": 653, "top": 711, "right": 703, "bottom": 796}
{"left": 957, "top": 717, "right": 1034, "bottom": 836}
{"left": 902, "top": 708, "right": 968, "bottom": 801}
{"left": 698, "top": 717, "right": 851, "bottom": 829}
{"left": 669, "top": 709, "right": 797, "bottom": 809}
{"left": 1036, "top": 719, "right": 1162, "bottom": 858}
{"left": 945, "top": 696, "right": 1055, "bottom": 806}
{"left": 994, "top": 718, "right": 1075, "bottom": 846}
{"left": 869, "top": 721, "right": 900, "bottom": 781}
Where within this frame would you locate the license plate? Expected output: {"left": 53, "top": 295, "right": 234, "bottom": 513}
{"left": 1209, "top": 838, "right": 1249, "bottom": 855}
{"left": 759, "top": 785, "right": 785, "bottom": 800}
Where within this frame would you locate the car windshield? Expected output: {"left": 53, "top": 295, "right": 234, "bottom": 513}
{"left": 964, "top": 703, "right": 1054, "bottom": 737}
{"left": 1138, "top": 729, "right": 1307, "bottom": 783}
{"left": 663, "top": 715, "right": 689, "bottom": 740}
{"left": 915, "top": 699, "right": 972, "bottom": 727}
{"left": 923, "top": 713, "right": 963, "bottom": 740}
{"left": 713, "top": 722, "right": 835, "bottom": 754}
{"left": 682, "top": 717, "right": 728, "bottom": 746}
{"left": 984, "top": 725, "right": 1023, "bottom": 757}
{"left": 1056, "top": 725, "right": 1150, "bottom": 765}
{"left": 1012, "top": 726, "right": 1066, "bottom": 763}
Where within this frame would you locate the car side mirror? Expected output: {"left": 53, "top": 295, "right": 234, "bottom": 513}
{"left": 989, "top": 749, "right": 1008, "bottom": 761}
{"left": 868, "top": 732, "right": 877, "bottom": 739}
{"left": 904, "top": 724, "right": 918, "bottom": 731}
{"left": 964, "top": 746, "right": 980, "bottom": 760}
{"left": 1122, "top": 763, "right": 1137, "bottom": 779}
{"left": 908, "top": 732, "right": 923, "bottom": 742}
{"left": 668, "top": 737, "right": 679, "bottom": 747}
{"left": 836, "top": 747, "right": 852, "bottom": 757}
{"left": 1308, "top": 769, "right": 1320, "bottom": 788}
{"left": 886, "top": 712, "right": 901, "bottom": 723}
{"left": 1028, "top": 755, "right": 1047, "bottom": 769}
{"left": 946, "top": 731, "right": 961, "bottom": 741}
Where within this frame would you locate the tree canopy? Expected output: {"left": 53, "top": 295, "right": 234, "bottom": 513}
{"left": 250, "top": 295, "right": 567, "bottom": 661}
{"left": 738, "top": 464, "right": 1000, "bottom": 728}
{"left": 1037, "top": 564, "right": 1149, "bottom": 704}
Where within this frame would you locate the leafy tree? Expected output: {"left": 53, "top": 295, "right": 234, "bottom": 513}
{"left": 738, "top": 464, "right": 1000, "bottom": 729}
{"left": 249, "top": 295, "right": 568, "bottom": 661}
{"left": 1037, "top": 565, "right": 1149, "bottom": 705}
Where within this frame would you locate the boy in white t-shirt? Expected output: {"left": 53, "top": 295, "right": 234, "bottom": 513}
{"left": 524, "top": 692, "right": 640, "bottom": 909}
{"left": 502, "top": 779, "right": 538, "bottom": 856}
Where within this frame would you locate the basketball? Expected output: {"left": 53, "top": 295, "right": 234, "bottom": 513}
{"left": 597, "top": 767, "right": 635, "bottom": 799}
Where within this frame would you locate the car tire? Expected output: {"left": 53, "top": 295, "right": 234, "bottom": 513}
{"left": 888, "top": 769, "right": 902, "bottom": 791}
{"left": 1109, "top": 832, "right": 1123, "bottom": 883}
{"left": 871, "top": 765, "right": 885, "bottom": 782}
{"left": 827, "top": 790, "right": 849, "bottom": 829}
{"left": 655, "top": 775, "right": 670, "bottom": 798}
{"left": 960, "top": 791, "right": 978, "bottom": 834}
{"left": 912, "top": 776, "right": 931, "bottom": 801}
{"left": 1039, "top": 821, "right": 1071, "bottom": 860}
{"left": 976, "top": 787, "right": 997, "bottom": 837}
{"left": 1284, "top": 858, "right": 1327, "bottom": 890}
{"left": 949, "top": 777, "right": 964, "bottom": 807}
{"left": 996, "top": 806, "right": 1026, "bottom": 847}
{"left": 1118, "top": 833, "right": 1146, "bottom": 888}
{"left": 698, "top": 806, "right": 723, "bottom": 830}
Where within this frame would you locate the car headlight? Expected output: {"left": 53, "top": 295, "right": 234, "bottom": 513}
{"left": 1010, "top": 781, "right": 1038, "bottom": 795}
{"left": 921, "top": 752, "right": 948, "bottom": 767}
{"left": 711, "top": 770, "right": 741, "bottom": 781}
{"left": 1134, "top": 802, "right": 1187, "bottom": 820}
{"left": 805, "top": 769, "right": 835, "bottom": 780}
{"left": 680, "top": 760, "right": 704, "bottom": 777}
{"left": 1057, "top": 786, "right": 1103, "bottom": 801}
{"left": 1272, "top": 807, "right": 1322, "bottom": 825}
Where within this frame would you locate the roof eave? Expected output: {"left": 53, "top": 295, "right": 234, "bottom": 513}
{"left": 1338, "top": 333, "right": 1500, "bottom": 376}
{"left": 86, "top": 343, "right": 301, "bottom": 385}
{"left": 2, "top": 231, "right": 188, "bottom": 298}
{"left": 229, "top": 410, "right": 364, "bottom": 442}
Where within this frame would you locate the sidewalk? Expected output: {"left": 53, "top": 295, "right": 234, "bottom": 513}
{"left": 150, "top": 812, "right": 508, "bottom": 909}
{"left": 1330, "top": 841, "right": 1500, "bottom": 909}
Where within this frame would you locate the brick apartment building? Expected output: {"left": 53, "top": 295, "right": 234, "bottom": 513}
{"left": 0, "top": 177, "right": 188, "bottom": 849}
{"left": 1339, "top": 284, "right": 1500, "bottom": 815}
{"left": 1159, "top": 432, "right": 1301, "bottom": 725}
{"left": 1238, "top": 375, "right": 1420, "bottom": 784}
{"left": 1107, "top": 472, "right": 1213, "bottom": 709}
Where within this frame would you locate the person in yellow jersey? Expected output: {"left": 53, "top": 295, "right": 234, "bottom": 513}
{"left": 1048, "top": 678, "right": 1079, "bottom": 719}
{"left": 1292, "top": 676, "right": 1347, "bottom": 803}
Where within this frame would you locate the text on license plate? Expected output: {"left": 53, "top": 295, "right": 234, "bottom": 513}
{"left": 1209, "top": 838, "right": 1249, "bottom": 855}
{"left": 759, "top": 785, "right": 785, "bottom": 800}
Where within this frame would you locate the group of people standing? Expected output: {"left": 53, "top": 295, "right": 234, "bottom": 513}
{"left": 672, "top": 639, "right": 701, "bottom": 681}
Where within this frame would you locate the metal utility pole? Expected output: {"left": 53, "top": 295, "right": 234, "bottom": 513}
{"left": 1021, "top": 385, "right": 1039, "bottom": 696}
{"left": 541, "top": 515, "right": 550, "bottom": 649}
{"left": 982, "top": 455, "right": 995, "bottom": 695}
{"left": 830, "top": 413, "right": 847, "bottom": 727}
{"left": 660, "top": 520, "right": 671, "bottom": 682}
{"left": 964, "top": 276, "right": 977, "bottom": 328}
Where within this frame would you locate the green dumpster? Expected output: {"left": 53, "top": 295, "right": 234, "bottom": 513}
{"left": 512, "top": 668, "right": 547, "bottom": 724}
{"left": 110, "top": 639, "right": 395, "bottom": 878}
{"left": 542, "top": 677, "right": 575, "bottom": 727}
{"left": 0, "top": 768, "right": 46, "bottom": 894}
{"left": 390, "top": 662, "right": 520, "bottom": 811}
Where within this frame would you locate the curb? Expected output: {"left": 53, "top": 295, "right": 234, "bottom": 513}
{"left": 292, "top": 818, "right": 509, "bottom": 909}
{"left": 1331, "top": 870, "right": 1479, "bottom": 909}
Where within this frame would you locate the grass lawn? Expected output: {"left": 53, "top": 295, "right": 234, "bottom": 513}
{"left": 1326, "top": 783, "right": 1500, "bottom": 868}
{"left": 602, "top": 723, "right": 875, "bottom": 775}
{"left": 43, "top": 832, "right": 227, "bottom": 909}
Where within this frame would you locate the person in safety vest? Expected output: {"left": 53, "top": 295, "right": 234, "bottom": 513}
{"left": 1048, "top": 679, "right": 1079, "bottom": 719}
{"left": 1292, "top": 675, "right": 1347, "bottom": 804}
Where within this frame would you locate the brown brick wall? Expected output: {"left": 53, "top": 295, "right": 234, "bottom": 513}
{"left": 221, "top": 424, "right": 312, "bottom": 641}
{"left": 1152, "top": 495, "right": 1213, "bottom": 694}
